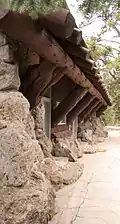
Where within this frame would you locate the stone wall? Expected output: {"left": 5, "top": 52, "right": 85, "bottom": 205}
{"left": 77, "top": 114, "right": 108, "bottom": 153}
{"left": 0, "top": 34, "right": 55, "bottom": 224}
{"left": 0, "top": 33, "right": 108, "bottom": 223}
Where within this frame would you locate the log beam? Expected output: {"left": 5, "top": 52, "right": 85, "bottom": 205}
{"left": 35, "top": 67, "right": 66, "bottom": 106}
{"left": 84, "top": 102, "right": 102, "bottom": 122}
{"left": 67, "top": 93, "right": 95, "bottom": 124}
{"left": 59, "top": 40, "right": 91, "bottom": 60}
{"left": 73, "top": 57, "right": 95, "bottom": 70}
{"left": 0, "top": 11, "right": 108, "bottom": 105}
{"left": 78, "top": 99, "right": 100, "bottom": 122}
{"left": 52, "top": 87, "right": 87, "bottom": 126}
{"left": 67, "top": 28, "right": 82, "bottom": 45}
{"left": 38, "top": 8, "right": 76, "bottom": 39}
{"left": 20, "top": 61, "right": 66, "bottom": 108}
{"left": 20, "top": 60, "right": 57, "bottom": 107}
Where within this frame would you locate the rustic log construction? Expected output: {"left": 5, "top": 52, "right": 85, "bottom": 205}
{"left": 52, "top": 87, "right": 87, "bottom": 126}
{"left": 67, "top": 94, "right": 95, "bottom": 124}
{"left": 84, "top": 102, "right": 103, "bottom": 122}
{"left": 0, "top": 8, "right": 112, "bottom": 224}
{"left": 0, "top": 8, "right": 111, "bottom": 127}
{"left": 78, "top": 99, "right": 100, "bottom": 122}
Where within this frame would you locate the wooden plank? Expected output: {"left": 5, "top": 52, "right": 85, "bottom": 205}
{"left": 58, "top": 40, "right": 91, "bottom": 60}
{"left": 81, "top": 67, "right": 98, "bottom": 76}
{"left": 72, "top": 57, "right": 95, "bottom": 70}
{"left": 38, "top": 8, "right": 76, "bottom": 39}
{"left": 52, "top": 87, "right": 87, "bottom": 126}
{"left": 67, "top": 93, "right": 95, "bottom": 124}
{"left": 67, "top": 28, "right": 82, "bottom": 45}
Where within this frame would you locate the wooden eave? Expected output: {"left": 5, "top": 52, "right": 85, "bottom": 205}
{"left": 0, "top": 8, "right": 111, "bottom": 117}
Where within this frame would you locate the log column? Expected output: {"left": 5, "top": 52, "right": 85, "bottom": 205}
{"left": 67, "top": 93, "right": 95, "bottom": 124}
{"left": 52, "top": 86, "right": 87, "bottom": 126}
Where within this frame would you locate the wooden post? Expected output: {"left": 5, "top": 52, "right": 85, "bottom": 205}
{"left": 67, "top": 93, "right": 95, "bottom": 124}
{"left": 52, "top": 87, "right": 87, "bottom": 126}
{"left": 78, "top": 99, "right": 100, "bottom": 122}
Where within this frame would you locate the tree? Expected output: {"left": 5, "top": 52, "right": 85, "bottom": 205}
{"left": 86, "top": 35, "right": 120, "bottom": 125}
{"left": 0, "top": 0, "right": 68, "bottom": 18}
{"left": 78, "top": 0, "right": 120, "bottom": 41}
{"left": 77, "top": 0, "right": 120, "bottom": 125}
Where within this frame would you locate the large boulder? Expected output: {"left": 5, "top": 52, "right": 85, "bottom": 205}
{"left": 40, "top": 158, "right": 63, "bottom": 191}
{"left": 35, "top": 129, "right": 52, "bottom": 157}
{"left": 0, "top": 91, "right": 30, "bottom": 126}
{"left": 31, "top": 101, "right": 52, "bottom": 157}
{"left": 0, "top": 62, "right": 20, "bottom": 91}
{"left": 52, "top": 138, "right": 83, "bottom": 162}
{"left": 0, "top": 91, "right": 36, "bottom": 139}
{"left": 55, "top": 157, "right": 84, "bottom": 185}
{"left": 80, "top": 142, "right": 97, "bottom": 154}
{"left": 0, "top": 124, "right": 55, "bottom": 223}
{"left": 31, "top": 100, "right": 45, "bottom": 130}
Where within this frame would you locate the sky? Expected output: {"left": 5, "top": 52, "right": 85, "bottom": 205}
{"left": 66, "top": 0, "right": 119, "bottom": 51}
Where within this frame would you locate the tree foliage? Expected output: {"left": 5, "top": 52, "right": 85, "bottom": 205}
{"left": 78, "top": 0, "right": 120, "bottom": 125}
{"left": 0, "top": 0, "right": 68, "bottom": 18}
{"left": 78, "top": 0, "right": 120, "bottom": 38}
{"left": 86, "top": 35, "right": 120, "bottom": 125}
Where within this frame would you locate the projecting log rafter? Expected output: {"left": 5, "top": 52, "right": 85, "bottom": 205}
{"left": 52, "top": 86, "right": 87, "bottom": 126}
{"left": 0, "top": 9, "right": 111, "bottom": 110}
{"left": 0, "top": 11, "right": 107, "bottom": 105}
{"left": 67, "top": 93, "right": 95, "bottom": 124}
{"left": 37, "top": 8, "right": 76, "bottom": 39}
{"left": 84, "top": 102, "right": 103, "bottom": 122}
{"left": 66, "top": 28, "right": 82, "bottom": 45}
{"left": 20, "top": 60, "right": 66, "bottom": 107}
{"left": 78, "top": 99, "right": 100, "bottom": 122}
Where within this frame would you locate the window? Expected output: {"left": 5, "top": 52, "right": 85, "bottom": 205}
{"left": 56, "top": 101, "right": 67, "bottom": 125}
{"left": 43, "top": 96, "right": 51, "bottom": 139}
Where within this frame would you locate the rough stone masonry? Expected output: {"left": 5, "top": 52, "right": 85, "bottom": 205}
{"left": 0, "top": 33, "right": 56, "bottom": 224}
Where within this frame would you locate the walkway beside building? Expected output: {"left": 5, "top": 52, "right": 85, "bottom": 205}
{"left": 50, "top": 127, "right": 120, "bottom": 224}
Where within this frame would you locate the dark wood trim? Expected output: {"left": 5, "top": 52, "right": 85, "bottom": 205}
{"left": 38, "top": 8, "right": 76, "bottom": 39}
{"left": 52, "top": 87, "right": 87, "bottom": 126}
{"left": 78, "top": 100, "right": 101, "bottom": 122}
{"left": 67, "top": 93, "right": 95, "bottom": 124}
{"left": 73, "top": 57, "right": 95, "bottom": 70}
{"left": 84, "top": 102, "right": 103, "bottom": 122}
{"left": 67, "top": 28, "right": 82, "bottom": 45}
